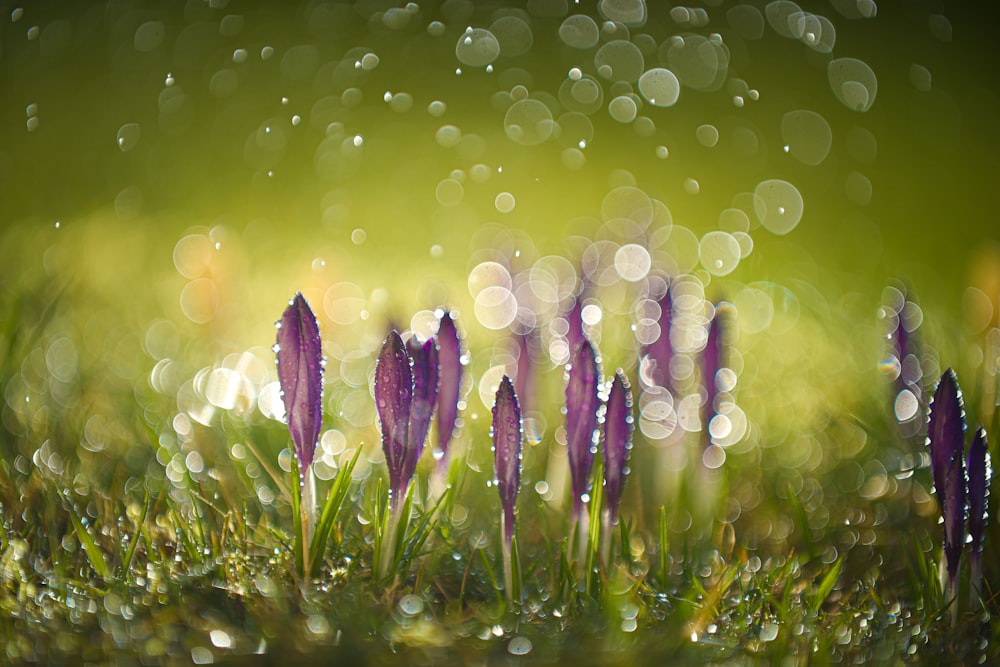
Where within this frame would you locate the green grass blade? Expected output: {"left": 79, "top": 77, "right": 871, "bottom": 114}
{"left": 510, "top": 532, "right": 522, "bottom": 606}
{"left": 585, "top": 469, "right": 603, "bottom": 597}
{"left": 786, "top": 482, "right": 817, "bottom": 561}
{"left": 479, "top": 547, "right": 503, "bottom": 606}
{"left": 658, "top": 505, "right": 669, "bottom": 588}
{"left": 400, "top": 486, "right": 450, "bottom": 566}
{"left": 308, "top": 447, "right": 362, "bottom": 577}
{"left": 68, "top": 508, "right": 110, "bottom": 582}
{"left": 810, "top": 555, "right": 845, "bottom": 616}
{"left": 120, "top": 490, "right": 150, "bottom": 581}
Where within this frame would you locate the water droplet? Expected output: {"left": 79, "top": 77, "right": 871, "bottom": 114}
{"left": 508, "top": 636, "right": 533, "bottom": 655}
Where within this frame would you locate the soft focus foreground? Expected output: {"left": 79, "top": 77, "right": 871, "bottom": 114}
{"left": 1, "top": 0, "right": 999, "bottom": 663}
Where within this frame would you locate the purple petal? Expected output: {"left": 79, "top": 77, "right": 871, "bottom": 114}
{"left": 435, "top": 312, "right": 463, "bottom": 457}
{"left": 603, "top": 369, "right": 634, "bottom": 524}
{"left": 927, "top": 368, "right": 966, "bottom": 581}
{"left": 642, "top": 288, "right": 673, "bottom": 390}
{"left": 702, "top": 307, "right": 725, "bottom": 445}
{"left": 566, "top": 338, "right": 600, "bottom": 516}
{"left": 405, "top": 336, "right": 439, "bottom": 482}
{"left": 967, "top": 426, "right": 990, "bottom": 557}
{"left": 514, "top": 331, "right": 535, "bottom": 414}
{"left": 565, "top": 297, "right": 585, "bottom": 359}
{"left": 276, "top": 293, "right": 323, "bottom": 469}
{"left": 493, "top": 375, "right": 522, "bottom": 547}
{"left": 376, "top": 330, "right": 412, "bottom": 503}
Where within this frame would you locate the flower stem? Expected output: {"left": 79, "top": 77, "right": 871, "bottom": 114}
{"left": 377, "top": 497, "right": 404, "bottom": 582}
{"left": 501, "top": 510, "right": 513, "bottom": 604}
{"left": 574, "top": 503, "right": 589, "bottom": 578}
{"left": 970, "top": 550, "right": 983, "bottom": 610}
{"left": 293, "top": 460, "right": 316, "bottom": 580}
{"left": 600, "top": 507, "right": 614, "bottom": 569}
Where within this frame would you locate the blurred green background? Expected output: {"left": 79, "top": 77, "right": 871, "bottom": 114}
{"left": 3, "top": 0, "right": 1000, "bottom": 526}
{"left": 2, "top": 0, "right": 1000, "bottom": 661}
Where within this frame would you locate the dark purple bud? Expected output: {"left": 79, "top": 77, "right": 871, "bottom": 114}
{"left": 566, "top": 338, "right": 600, "bottom": 516}
{"left": 514, "top": 331, "right": 536, "bottom": 414}
{"left": 643, "top": 288, "right": 673, "bottom": 390}
{"left": 405, "top": 336, "right": 439, "bottom": 481}
{"left": 435, "top": 312, "right": 462, "bottom": 458}
{"left": 565, "top": 297, "right": 585, "bottom": 359}
{"left": 885, "top": 287, "right": 923, "bottom": 401}
{"left": 967, "top": 426, "right": 990, "bottom": 558}
{"left": 702, "top": 307, "right": 725, "bottom": 445}
{"left": 276, "top": 293, "right": 323, "bottom": 470}
{"left": 603, "top": 370, "right": 634, "bottom": 525}
{"left": 493, "top": 375, "right": 522, "bottom": 547}
{"left": 927, "top": 368, "right": 966, "bottom": 583}
{"left": 376, "top": 330, "right": 412, "bottom": 505}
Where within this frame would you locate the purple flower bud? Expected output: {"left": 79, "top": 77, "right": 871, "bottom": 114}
{"left": 565, "top": 297, "right": 585, "bottom": 359}
{"left": 967, "top": 426, "right": 990, "bottom": 559}
{"left": 435, "top": 312, "right": 462, "bottom": 458}
{"left": 276, "top": 293, "right": 323, "bottom": 470}
{"left": 927, "top": 368, "right": 966, "bottom": 584}
{"left": 375, "top": 330, "right": 412, "bottom": 505}
{"left": 566, "top": 338, "right": 600, "bottom": 516}
{"left": 405, "top": 336, "right": 439, "bottom": 478}
{"left": 514, "top": 331, "right": 536, "bottom": 414}
{"left": 493, "top": 375, "right": 522, "bottom": 547}
{"left": 603, "top": 370, "right": 634, "bottom": 525}
{"left": 885, "top": 286, "right": 923, "bottom": 405}
{"left": 643, "top": 288, "right": 673, "bottom": 390}
{"left": 702, "top": 306, "right": 725, "bottom": 445}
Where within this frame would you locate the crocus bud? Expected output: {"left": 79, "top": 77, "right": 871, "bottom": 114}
{"left": 566, "top": 338, "right": 600, "bottom": 517}
{"left": 276, "top": 293, "right": 323, "bottom": 470}
{"left": 435, "top": 312, "right": 462, "bottom": 459}
{"left": 405, "top": 336, "right": 439, "bottom": 481}
{"left": 493, "top": 375, "right": 522, "bottom": 547}
{"left": 643, "top": 288, "right": 673, "bottom": 390}
{"left": 513, "top": 331, "right": 536, "bottom": 414}
{"left": 375, "top": 330, "right": 413, "bottom": 507}
{"left": 565, "top": 296, "right": 585, "bottom": 359}
{"left": 967, "top": 426, "right": 990, "bottom": 562}
{"left": 927, "top": 368, "right": 966, "bottom": 587}
{"left": 603, "top": 369, "right": 634, "bottom": 525}
{"left": 702, "top": 306, "right": 725, "bottom": 445}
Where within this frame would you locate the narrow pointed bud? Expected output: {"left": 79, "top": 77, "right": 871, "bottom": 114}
{"left": 405, "top": 336, "right": 439, "bottom": 481}
{"left": 276, "top": 293, "right": 323, "bottom": 470}
{"left": 967, "top": 426, "right": 990, "bottom": 561}
{"left": 435, "top": 312, "right": 463, "bottom": 458}
{"left": 702, "top": 306, "right": 725, "bottom": 446}
{"left": 493, "top": 376, "right": 522, "bottom": 547}
{"left": 643, "top": 287, "right": 673, "bottom": 390}
{"left": 376, "top": 330, "right": 412, "bottom": 504}
{"left": 603, "top": 370, "right": 634, "bottom": 525}
{"left": 514, "top": 331, "right": 536, "bottom": 414}
{"left": 566, "top": 338, "right": 600, "bottom": 516}
{"left": 927, "top": 368, "right": 966, "bottom": 584}
{"left": 565, "top": 297, "right": 584, "bottom": 358}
